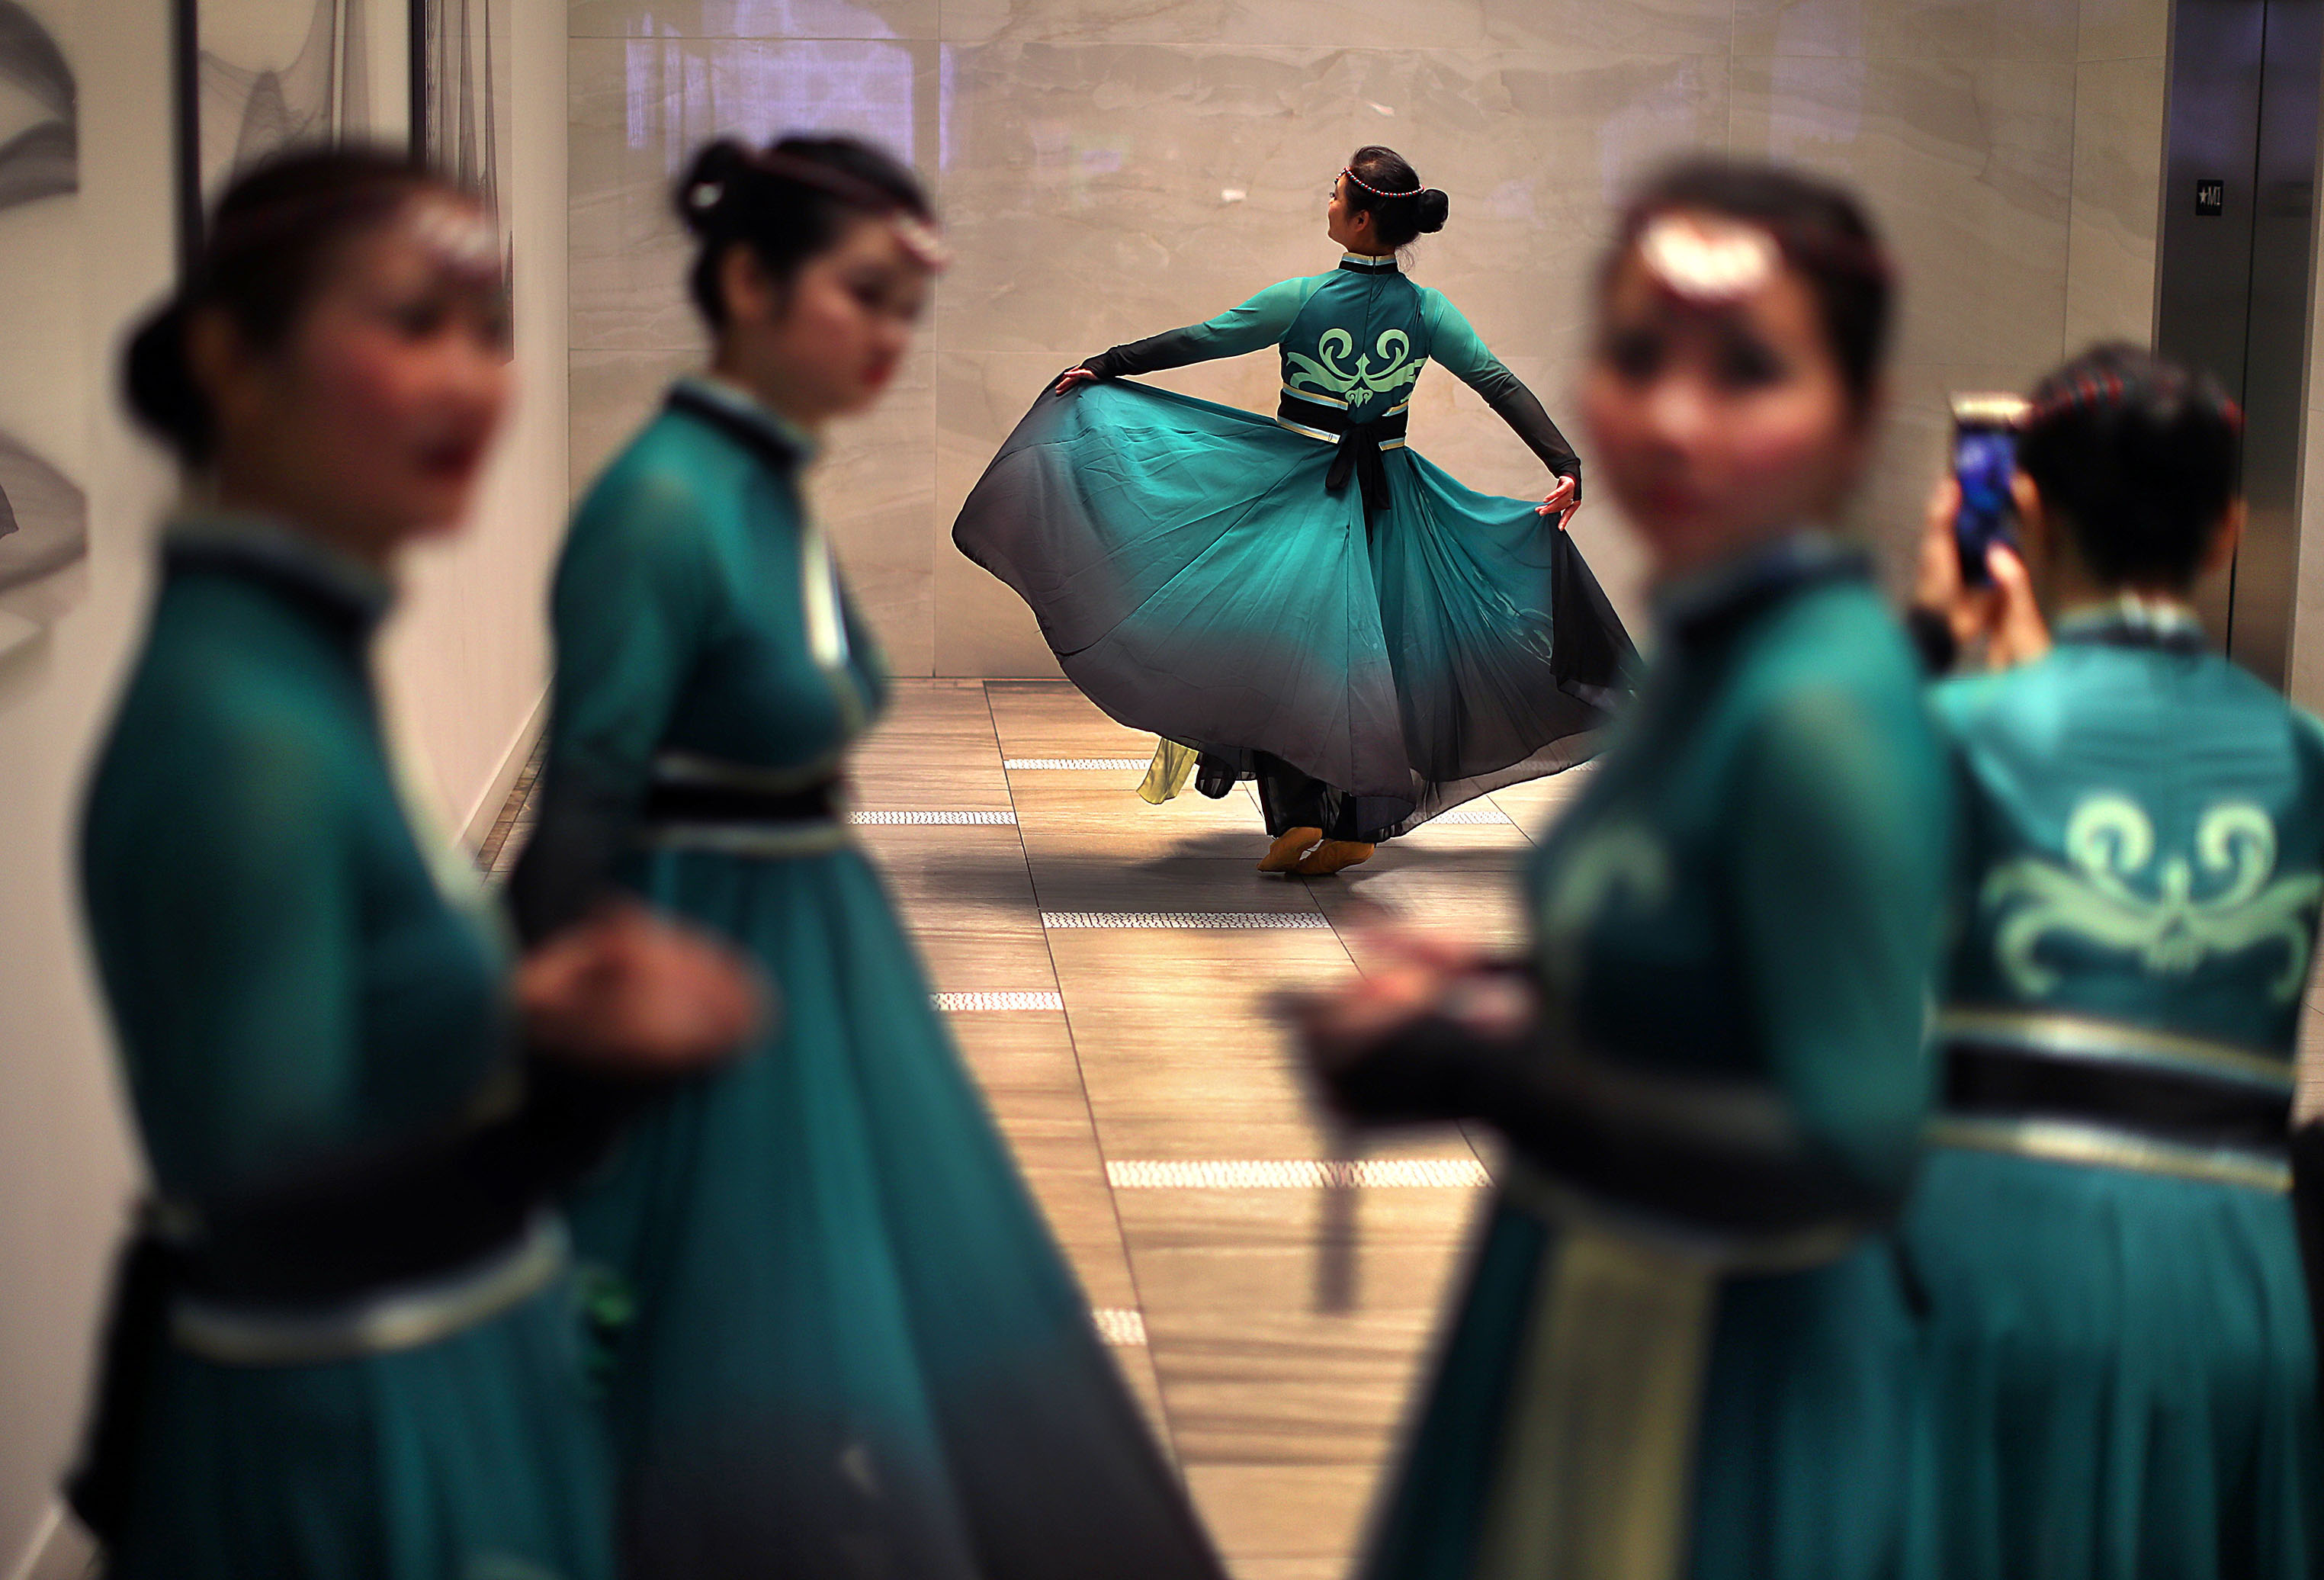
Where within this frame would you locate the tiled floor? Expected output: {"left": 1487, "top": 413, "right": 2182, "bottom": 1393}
{"left": 487, "top": 679, "right": 1588, "bottom": 1578}
{"left": 857, "top": 680, "right": 1579, "bottom": 1579}
{"left": 483, "top": 678, "right": 2324, "bottom": 1577}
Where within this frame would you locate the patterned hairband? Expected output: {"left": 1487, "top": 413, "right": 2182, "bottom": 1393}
{"left": 2029, "top": 367, "right": 2243, "bottom": 434}
{"left": 1341, "top": 166, "right": 1423, "bottom": 200}
{"left": 688, "top": 148, "right": 951, "bottom": 271}
{"left": 1630, "top": 206, "right": 1893, "bottom": 299}
{"left": 1636, "top": 213, "right": 1778, "bottom": 303}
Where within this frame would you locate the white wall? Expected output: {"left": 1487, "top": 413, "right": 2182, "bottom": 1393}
{"left": 0, "top": 0, "right": 568, "bottom": 1570}
{"left": 0, "top": 0, "right": 171, "bottom": 1565}
{"left": 382, "top": 0, "right": 570, "bottom": 837}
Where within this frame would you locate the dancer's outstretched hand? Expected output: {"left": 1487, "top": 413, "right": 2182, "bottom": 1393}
{"left": 1536, "top": 474, "right": 1579, "bottom": 525}
{"left": 1054, "top": 365, "right": 1099, "bottom": 395}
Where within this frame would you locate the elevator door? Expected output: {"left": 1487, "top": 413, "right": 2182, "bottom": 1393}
{"left": 2155, "top": 0, "right": 2322, "bottom": 688}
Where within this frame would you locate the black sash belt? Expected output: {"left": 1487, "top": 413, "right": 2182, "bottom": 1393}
{"left": 1279, "top": 394, "right": 1409, "bottom": 515}
{"left": 1944, "top": 1039, "right": 2291, "bottom": 1155}
{"left": 67, "top": 1064, "right": 640, "bottom": 1542}
{"left": 641, "top": 774, "right": 841, "bottom": 827}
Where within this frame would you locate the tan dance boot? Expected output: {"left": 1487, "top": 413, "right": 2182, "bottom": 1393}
{"left": 1259, "top": 827, "right": 1324, "bottom": 872}
{"left": 1294, "top": 840, "right": 1375, "bottom": 876}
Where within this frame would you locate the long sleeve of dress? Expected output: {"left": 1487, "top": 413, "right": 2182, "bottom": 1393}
{"left": 1324, "top": 686, "right": 1942, "bottom": 1239}
{"left": 1420, "top": 290, "right": 1582, "bottom": 495}
{"left": 122, "top": 739, "right": 362, "bottom": 1198}
{"left": 1082, "top": 278, "right": 1321, "bottom": 379}
{"left": 510, "top": 468, "right": 718, "bottom": 943}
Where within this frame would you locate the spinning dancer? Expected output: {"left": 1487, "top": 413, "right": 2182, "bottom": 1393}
{"left": 952, "top": 146, "right": 1634, "bottom": 875}
{"left": 512, "top": 136, "right": 1227, "bottom": 1580}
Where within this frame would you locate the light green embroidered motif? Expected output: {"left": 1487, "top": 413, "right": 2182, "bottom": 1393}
{"left": 1285, "top": 328, "right": 1427, "bottom": 410}
{"left": 1982, "top": 795, "right": 2321, "bottom": 1000}
{"left": 1539, "top": 822, "right": 1671, "bottom": 997}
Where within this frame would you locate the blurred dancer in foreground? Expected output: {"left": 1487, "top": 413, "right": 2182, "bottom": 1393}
{"left": 1906, "top": 344, "right": 2322, "bottom": 1577}
{"left": 78, "top": 147, "right": 758, "bottom": 1580}
{"left": 511, "top": 134, "right": 1226, "bottom": 1580}
{"left": 1289, "top": 158, "right": 1952, "bottom": 1579}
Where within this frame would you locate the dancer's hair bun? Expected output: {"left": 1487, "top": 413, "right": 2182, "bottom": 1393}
{"left": 124, "top": 300, "right": 208, "bottom": 461}
{"left": 1414, "top": 189, "right": 1449, "bottom": 234}
{"left": 678, "top": 139, "right": 753, "bottom": 234}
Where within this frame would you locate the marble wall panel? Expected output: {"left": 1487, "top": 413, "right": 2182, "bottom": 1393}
{"left": 2293, "top": 402, "right": 2324, "bottom": 715}
{"left": 2291, "top": 40, "right": 2324, "bottom": 718}
{"left": 939, "top": 43, "right": 1726, "bottom": 365}
{"left": 2078, "top": 0, "right": 2167, "bottom": 61}
{"left": 572, "top": 0, "right": 936, "bottom": 40}
{"left": 939, "top": 0, "right": 1486, "bottom": 48}
{"left": 811, "top": 342, "right": 939, "bottom": 673}
{"left": 570, "top": 34, "right": 942, "bottom": 352}
{"left": 576, "top": 0, "right": 2175, "bottom": 676}
{"left": 1731, "top": 0, "right": 2075, "bottom": 62}
{"left": 570, "top": 346, "right": 697, "bottom": 490}
{"left": 1481, "top": 0, "right": 1729, "bottom": 56}
{"left": 2062, "top": 54, "right": 2164, "bottom": 351}
{"left": 1731, "top": 55, "right": 2077, "bottom": 368}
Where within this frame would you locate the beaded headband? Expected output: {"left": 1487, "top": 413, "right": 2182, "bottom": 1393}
{"left": 1636, "top": 213, "right": 1778, "bottom": 303}
{"left": 687, "top": 146, "right": 951, "bottom": 271}
{"left": 1626, "top": 204, "right": 1893, "bottom": 304}
{"left": 407, "top": 198, "right": 503, "bottom": 278}
{"left": 1340, "top": 166, "right": 1424, "bottom": 201}
{"left": 2027, "top": 364, "right": 2243, "bottom": 435}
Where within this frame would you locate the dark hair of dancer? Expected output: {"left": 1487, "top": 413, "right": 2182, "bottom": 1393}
{"left": 1342, "top": 146, "right": 1449, "bottom": 249}
{"left": 2017, "top": 342, "right": 2240, "bottom": 589}
{"left": 1607, "top": 157, "right": 1893, "bottom": 411}
{"left": 125, "top": 146, "right": 461, "bottom": 465}
{"left": 676, "top": 133, "right": 935, "bottom": 328}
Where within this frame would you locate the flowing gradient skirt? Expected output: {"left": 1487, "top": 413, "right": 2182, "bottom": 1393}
{"left": 952, "top": 379, "right": 1633, "bottom": 836}
{"left": 1365, "top": 1157, "right": 2320, "bottom": 1580}
{"left": 575, "top": 841, "right": 1225, "bottom": 1580}
{"left": 1899, "top": 1147, "right": 2319, "bottom": 1579}
{"left": 108, "top": 1280, "right": 612, "bottom": 1580}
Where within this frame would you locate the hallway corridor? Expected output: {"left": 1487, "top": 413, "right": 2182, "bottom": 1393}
{"left": 490, "top": 678, "right": 1591, "bottom": 1580}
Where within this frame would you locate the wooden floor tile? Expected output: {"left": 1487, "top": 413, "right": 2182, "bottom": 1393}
{"left": 844, "top": 681, "right": 1563, "bottom": 1580}
{"left": 1147, "top": 1305, "right": 1441, "bottom": 1463}
{"left": 1181, "top": 1463, "right": 1380, "bottom": 1567}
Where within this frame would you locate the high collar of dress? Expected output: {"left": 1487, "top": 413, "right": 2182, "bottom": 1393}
{"left": 1651, "top": 530, "right": 1870, "bottom": 643}
{"left": 669, "top": 374, "right": 820, "bottom": 467}
{"left": 162, "top": 510, "right": 396, "bottom": 639}
{"left": 1338, "top": 251, "right": 1399, "bottom": 274}
{"left": 2052, "top": 592, "right": 2208, "bottom": 653}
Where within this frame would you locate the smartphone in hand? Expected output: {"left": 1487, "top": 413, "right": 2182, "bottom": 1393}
{"left": 1950, "top": 393, "right": 2029, "bottom": 587}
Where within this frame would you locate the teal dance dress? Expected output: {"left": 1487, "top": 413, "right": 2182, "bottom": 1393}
{"left": 951, "top": 252, "right": 1634, "bottom": 841}
{"left": 1904, "top": 599, "right": 2323, "bottom": 1577}
{"left": 1319, "top": 535, "right": 1953, "bottom": 1580}
{"left": 79, "top": 520, "right": 611, "bottom": 1580}
{"left": 511, "top": 377, "right": 1226, "bottom": 1580}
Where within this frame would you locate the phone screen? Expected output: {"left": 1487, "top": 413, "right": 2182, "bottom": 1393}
{"left": 1953, "top": 424, "right": 2017, "bottom": 587}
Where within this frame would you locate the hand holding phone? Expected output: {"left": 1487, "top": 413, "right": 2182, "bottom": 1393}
{"left": 1950, "top": 393, "right": 2028, "bottom": 587}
